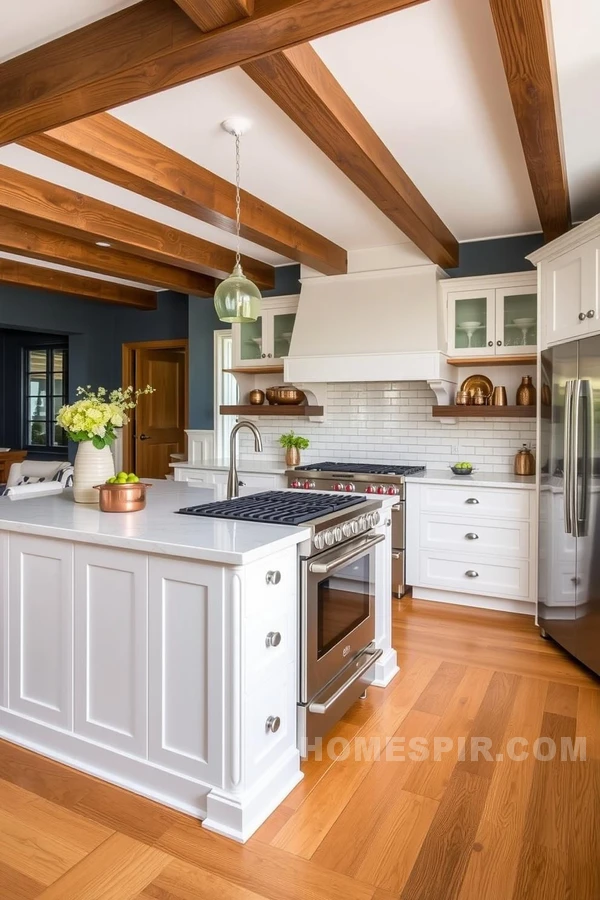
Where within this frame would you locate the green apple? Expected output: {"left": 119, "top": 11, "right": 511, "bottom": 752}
{"left": 117, "top": 471, "right": 128, "bottom": 480}
{"left": 127, "top": 474, "right": 140, "bottom": 483}
{"left": 106, "top": 476, "right": 117, "bottom": 484}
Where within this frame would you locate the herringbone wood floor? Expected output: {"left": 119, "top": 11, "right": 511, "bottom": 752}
{"left": 0, "top": 597, "right": 598, "bottom": 900}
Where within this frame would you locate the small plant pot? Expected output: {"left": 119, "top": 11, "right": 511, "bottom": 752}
{"left": 286, "top": 447, "right": 300, "bottom": 467}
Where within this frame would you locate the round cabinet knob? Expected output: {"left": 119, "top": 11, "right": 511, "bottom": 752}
{"left": 261, "top": 352, "right": 267, "bottom": 357}
{"left": 497, "top": 340, "right": 502, "bottom": 346}
{"left": 466, "top": 532, "right": 479, "bottom": 540}
{"left": 267, "top": 353, "right": 273, "bottom": 358}
{"left": 265, "top": 570, "right": 281, "bottom": 585}
{"left": 587, "top": 309, "right": 596, "bottom": 319}
{"left": 465, "top": 570, "right": 479, "bottom": 578}
{"left": 265, "top": 631, "right": 282, "bottom": 648}
{"left": 265, "top": 715, "right": 281, "bottom": 733}
{"left": 579, "top": 312, "right": 587, "bottom": 321}
{"left": 488, "top": 341, "right": 493, "bottom": 347}
{"left": 465, "top": 497, "right": 480, "bottom": 505}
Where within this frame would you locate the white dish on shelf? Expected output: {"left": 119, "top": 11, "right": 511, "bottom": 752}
{"left": 512, "top": 317, "right": 535, "bottom": 326}
{"left": 279, "top": 332, "right": 293, "bottom": 341}
{"left": 250, "top": 337, "right": 263, "bottom": 348}
{"left": 458, "top": 321, "right": 482, "bottom": 329}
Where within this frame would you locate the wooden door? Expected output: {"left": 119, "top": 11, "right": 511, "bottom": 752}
{"left": 134, "top": 348, "right": 186, "bottom": 478}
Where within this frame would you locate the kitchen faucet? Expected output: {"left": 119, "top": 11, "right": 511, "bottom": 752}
{"left": 227, "top": 421, "right": 263, "bottom": 499}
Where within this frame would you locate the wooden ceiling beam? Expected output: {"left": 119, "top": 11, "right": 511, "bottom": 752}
{"left": 21, "top": 113, "right": 348, "bottom": 275}
{"left": 0, "top": 258, "right": 157, "bottom": 309}
{"left": 0, "top": 216, "right": 216, "bottom": 295}
{"left": 173, "top": 0, "right": 254, "bottom": 30}
{"left": 243, "top": 45, "right": 459, "bottom": 268}
{"left": 0, "top": 165, "right": 274, "bottom": 288}
{"left": 489, "top": 0, "right": 570, "bottom": 241}
{"left": 0, "top": 0, "right": 428, "bottom": 145}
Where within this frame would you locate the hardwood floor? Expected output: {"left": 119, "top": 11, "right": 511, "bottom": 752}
{"left": 0, "top": 596, "right": 598, "bottom": 900}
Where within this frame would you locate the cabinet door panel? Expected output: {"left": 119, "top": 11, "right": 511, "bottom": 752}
{"left": 9, "top": 535, "right": 73, "bottom": 728}
{"left": 74, "top": 546, "right": 147, "bottom": 757}
{"left": 233, "top": 315, "right": 266, "bottom": 367}
{"left": 584, "top": 237, "right": 600, "bottom": 333}
{"left": 544, "top": 247, "right": 585, "bottom": 345}
{"left": 0, "top": 533, "right": 7, "bottom": 707}
{"left": 447, "top": 289, "right": 495, "bottom": 356}
{"left": 495, "top": 286, "right": 537, "bottom": 354}
{"left": 148, "top": 558, "right": 224, "bottom": 783}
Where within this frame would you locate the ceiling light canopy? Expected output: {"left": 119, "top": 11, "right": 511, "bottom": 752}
{"left": 214, "top": 117, "right": 262, "bottom": 324}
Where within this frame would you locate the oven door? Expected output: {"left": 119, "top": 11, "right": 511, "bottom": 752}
{"left": 300, "top": 531, "right": 384, "bottom": 703}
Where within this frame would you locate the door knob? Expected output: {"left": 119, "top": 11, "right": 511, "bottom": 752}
{"left": 579, "top": 312, "right": 587, "bottom": 321}
{"left": 265, "top": 631, "right": 282, "bottom": 648}
{"left": 587, "top": 310, "right": 595, "bottom": 319}
{"left": 266, "top": 716, "right": 281, "bottom": 733}
{"left": 266, "top": 570, "right": 281, "bottom": 585}
{"left": 139, "top": 433, "right": 150, "bottom": 441}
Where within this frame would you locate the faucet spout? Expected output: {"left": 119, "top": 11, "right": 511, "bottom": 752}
{"left": 227, "top": 420, "right": 263, "bottom": 500}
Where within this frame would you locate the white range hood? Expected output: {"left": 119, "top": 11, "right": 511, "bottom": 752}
{"left": 284, "top": 265, "right": 454, "bottom": 392}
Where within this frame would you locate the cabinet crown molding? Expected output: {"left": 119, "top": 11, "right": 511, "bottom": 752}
{"left": 527, "top": 214, "right": 600, "bottom": 264}
{"left": 439, "top": 271, "right": 537, "bottom": 292}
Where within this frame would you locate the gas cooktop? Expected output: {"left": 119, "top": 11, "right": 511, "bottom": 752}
{"left": 176, "top": 490, "right": 365, "bottom": 526}
{"left": 294, "top": 462, "right": 426, "bottom": 476}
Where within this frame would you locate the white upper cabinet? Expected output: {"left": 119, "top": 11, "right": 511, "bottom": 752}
{"left": 232, "top": 295, "right": 299, "bottom": 368}
{"left": 529, "top": 215, "right": 600, "bottom": 349}
{"left": 442, "top": 273, "right": 537, "bottom": 358}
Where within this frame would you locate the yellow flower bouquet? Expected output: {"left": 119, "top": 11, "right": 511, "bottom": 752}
{"left": 56, "top": 385, "right": 154, "bottom": 450}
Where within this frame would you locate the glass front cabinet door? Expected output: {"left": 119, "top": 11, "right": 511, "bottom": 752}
{"left": 447, "top": 289, "right": 495, "bottom": 356}
{"left": 232, "top": 296, "right": 299, "bottom": 368}
{"left": 233, "top": 314, "right": 265, "bottom": 367}
{"left": 495, "top": 286, "right": 537, "bottom": 355}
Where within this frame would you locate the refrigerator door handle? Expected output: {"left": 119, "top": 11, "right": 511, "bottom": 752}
{"left": 573, "top": 379, "right": 591, "bottom": 538}
{"left": 563, "top": 379, "right": 574, "bottom": 535}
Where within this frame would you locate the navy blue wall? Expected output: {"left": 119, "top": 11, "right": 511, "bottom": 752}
{"left": 187, "top": 264, "right": 302, "bottom": 429}
{"left": 447, "top": 233, "right": 544, "bottom": 278}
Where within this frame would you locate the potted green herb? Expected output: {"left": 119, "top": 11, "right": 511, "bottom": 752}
{"left": 279, "top": 430, "right": 309, "bottom": 467}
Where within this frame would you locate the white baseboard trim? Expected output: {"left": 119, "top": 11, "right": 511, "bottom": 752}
{"left": 372, "top": 647, "right": 400, "bottom": 687}
{"left": 411, "top": 586, "right": 535, "bottom": 615}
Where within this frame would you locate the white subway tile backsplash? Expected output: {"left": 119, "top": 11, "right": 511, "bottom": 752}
{"left": 237, "top": 381, "right": 536, "bottom": 474}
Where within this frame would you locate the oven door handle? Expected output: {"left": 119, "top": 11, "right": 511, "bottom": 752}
{"left": 308, "top": 533, "right": 385, "bottom": 574}
{"left": 308, "top": 645, "right": 383, "bottom": 715}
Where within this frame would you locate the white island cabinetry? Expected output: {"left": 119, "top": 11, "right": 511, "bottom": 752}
{"left": 0, "top": 482, "right": 306, "bottom": 843}
{"left": 406, "top": 473, "right": 536, "bottom": 613}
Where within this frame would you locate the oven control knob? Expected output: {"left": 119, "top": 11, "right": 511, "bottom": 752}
{"left": 313, "top": 532, "right": 325, "bottom": 550}
{"left": 332, "top": 483, "right": 344, "bottom": 492}
{"left": 365, "top": 485, "right": 376, "bottom": 493}
{"left": 324, "top": 529, "right": 336, "bottom": 546}
{"left": 387, "top": 486, "right": 399, "bottom": 495}
{"left": 291, "top": 480, "right": 301, "bottom": 489}
{"left": 351, "top": 519, "right": 360, "bottom": 535}
{"left": 342, "top": 522, "right": 353, "bottom": 537}
{"left": 334, "top": 526, "right": 343, "bottom": 542}
{"left": 344, "top": 483, "right": 355, "bottom": 492}
{"left": 358, "top": 515, "right": 367, "bottom": 531}
{"left": 303, "top": 480, "right": 315, "bottom": 490}
{"left": 376, "top": 485, "right": 386, "bottom": 495}
{"left": 370, "top": 511, "right": 381, "bottom": 527}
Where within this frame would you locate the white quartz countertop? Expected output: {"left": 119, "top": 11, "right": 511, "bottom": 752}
{"left": 0, "top": 480, "right": 310, "bottom": 565}
{"left": 171, "top": 459, "right": 288, "bottom": 475}
{"left": 404, "top": 469, "right": 536, "bottom": 490}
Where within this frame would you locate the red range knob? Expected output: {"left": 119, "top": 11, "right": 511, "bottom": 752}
{"left": 365, "top": 485, "right": 376, "bottom": 493}
{"left": 333, "top": 483, "right": 344, "bottom": 491}
{"left": 344, "top": 483, "right": 355, "bottom": 492}
{"left": 376, "top": 485, "right": 386, "bottom": 494}
{"left": 387, "top": 486, "right": 399, "bottom": 495}
{"left": 303, "top": 480, "right": 314, "bottom": 490}
{"left": 291, "top": 480, "right": 301, "bottom": 488}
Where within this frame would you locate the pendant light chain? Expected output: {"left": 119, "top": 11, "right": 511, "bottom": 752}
{"left": 235, "top": 132, "right": 241, "bottom": 268}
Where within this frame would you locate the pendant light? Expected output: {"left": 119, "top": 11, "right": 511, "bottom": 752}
{"left": 214, "top": 118, "right": 262, "bottom": 323}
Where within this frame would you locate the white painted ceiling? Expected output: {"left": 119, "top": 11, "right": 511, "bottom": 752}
{"left": 0, "top": 0, "right": 598, "bottom": 289}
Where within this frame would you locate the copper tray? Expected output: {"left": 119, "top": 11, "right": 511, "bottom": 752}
{"left": 460, "top": 373, "right": 493, "bottom": 399}
{"left": 93, "top": 482, "right": 151, "bottom": 512}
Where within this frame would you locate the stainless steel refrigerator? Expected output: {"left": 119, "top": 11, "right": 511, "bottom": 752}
{"left": 539, "top": 334, "right": 600, "bottom": 676}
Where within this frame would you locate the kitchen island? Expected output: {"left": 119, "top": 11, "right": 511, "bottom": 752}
{"left": 0, "top": 481, "right": 311, "bottom": 842}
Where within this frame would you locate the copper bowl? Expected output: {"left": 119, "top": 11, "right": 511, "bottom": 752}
{"left": 93, "top": 482, "right": 151, "bottom": 512}
{"left": 265, "top": 386, "right": 306, "bottom": 405}
{"left": 248, "top": 389, "right": 265, "bottom": 405}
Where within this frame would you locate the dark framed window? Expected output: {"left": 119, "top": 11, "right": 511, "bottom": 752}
{"left": 23, "top": 345, "right": 68, "bottom": 451}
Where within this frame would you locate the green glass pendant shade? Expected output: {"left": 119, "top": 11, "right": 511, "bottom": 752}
{"left": 214, "top": 263, "right": 262, "bottom": 323}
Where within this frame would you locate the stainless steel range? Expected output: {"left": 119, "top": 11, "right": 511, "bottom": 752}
{"left": 288, "top": 462, "right": 426, "bottom": 598}
{"left": 177, "top": 489, "right": 387, "bottom": 753}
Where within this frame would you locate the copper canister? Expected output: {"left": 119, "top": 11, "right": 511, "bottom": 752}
{"left": 248, "top": 389, "right": 265, "bottom": 405}
{"left": 491, "top": 386, "right": 508, "bottom": 406}
{"left": 455, "top": 390, "right": 470, "bottom": 405}
{"left": 514, "top": 445, "right": 535, "bottom": 476}
{"left": 93, "top": 482, "right": 150, "bottom": 512}
{"left": 472, "top": 387, "right": 486, "bottom": 405}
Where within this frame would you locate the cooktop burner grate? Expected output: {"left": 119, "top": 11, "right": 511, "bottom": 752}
{"left": 294, "top": 462, "right": 426, "bottom": 476}
{"left": 176, "top": 490, "right": 365, "bottom": 526}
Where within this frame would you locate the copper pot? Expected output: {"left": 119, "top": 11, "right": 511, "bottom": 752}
{"left": 265, "top": 386, "right": 306, "bottom": 405}
{"left": 472, "top": 387, "right": 486, "bottom": 405}
{"left": 248, "top": 389, "right": 265, "bottom": 405}
{"left": 93, "top": 482, "right": 151, "bottom": 512}
{"left": 516, "top": 375, "right": 536, "bottom": 406}
{"left": 514, "top": 445, "right": 535, "bottom": 476}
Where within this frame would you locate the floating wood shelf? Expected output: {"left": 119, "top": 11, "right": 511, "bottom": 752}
{"left": 220, "top": 405, "right": 324, "bottom": 417}
{"left": 223, "top": 366, "right": 284, "bottom": 374}
{"left": 433, "top": 405, "right": 536, "bottom": 418}
{"left": 447, "top": 354, "right": 537, "bottom": 367}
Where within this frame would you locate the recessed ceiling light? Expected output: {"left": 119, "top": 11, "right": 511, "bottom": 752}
{"left": 95, "top": 241, "right": 111, "bottom": 248}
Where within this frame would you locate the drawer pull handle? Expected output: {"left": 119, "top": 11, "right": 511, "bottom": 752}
{"left": 465, "top": 532, "right": 479, "bottom": 540}
{"left": 465, "top": 498, "right": 479, "bottom": 505}
{"left": 465, "top": 570, "right": 479, "bottom": 578}
{"left": 265, "top": 631, "right": 282, "bottom": 648}
{"left": 266, "top": 570, "right": 281, "bottom": 585}
{"left": 266, "top": 715, "right": 281, "bottom": 733}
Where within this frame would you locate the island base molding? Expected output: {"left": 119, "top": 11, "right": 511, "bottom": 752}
{"left": 371, "top": 647, "right": 399, "bottom": 687}
{"left": 411, "top": 586, "right": 534, "bottom": 615}
{"left": 0, "top": 709, "right": 302, "bottom": 842}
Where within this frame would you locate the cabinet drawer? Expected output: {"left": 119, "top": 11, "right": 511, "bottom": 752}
{"left": 420, "top": 515, "right": 530, "bottom": 559}
{"left": 245, "top": 661, "right": 296, "bottom": 783}
{"left": 420, "top": 485, "right": 530, "bottom": 520}
{"left": 418, "top": 551, "right": 529, "bottom": 599}
{"left": 244, "top": 609, "right": 295, "bottom": 693}
{"left": 243, "top": 548, "right": 297, "bottom": 619}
